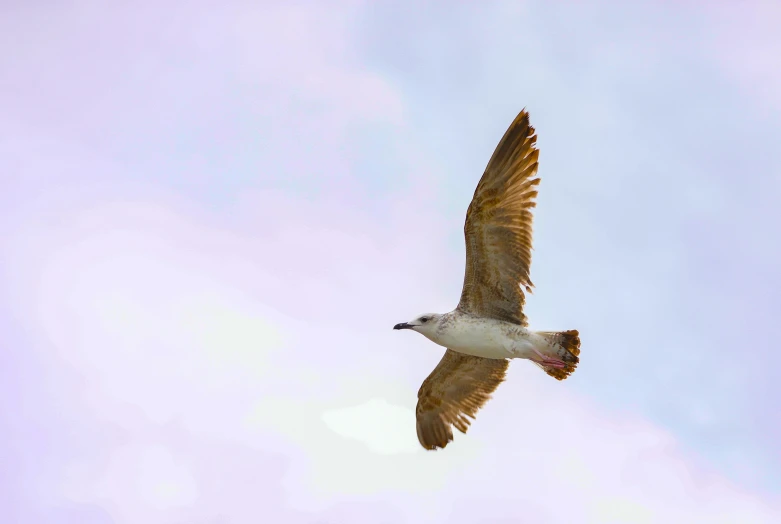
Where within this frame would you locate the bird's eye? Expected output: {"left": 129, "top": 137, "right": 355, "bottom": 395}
{"left": 420, "top": 317, "right": 429, "bottom": 323}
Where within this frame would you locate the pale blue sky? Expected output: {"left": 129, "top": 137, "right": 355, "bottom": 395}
{"left": 360, "top": 0, "right": 781, "bottom": 491}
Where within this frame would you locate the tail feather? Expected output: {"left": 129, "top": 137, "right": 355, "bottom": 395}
{"left": 534, "top": 330, "right": 581, "bottom": 380}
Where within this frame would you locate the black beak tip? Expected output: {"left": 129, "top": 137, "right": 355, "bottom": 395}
{"left": 393, "top": 322, "right": 410, "bottom": 330}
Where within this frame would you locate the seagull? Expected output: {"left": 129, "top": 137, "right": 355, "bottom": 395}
{"left": 394, "top": 109, "right": 580, "bottom": 451}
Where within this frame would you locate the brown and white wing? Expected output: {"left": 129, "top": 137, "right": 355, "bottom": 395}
{"left": 416, "top": 350, "right": 509, "bottom": 450}
{"left": 457, "top": 109, "right": 540, "bottom": 326}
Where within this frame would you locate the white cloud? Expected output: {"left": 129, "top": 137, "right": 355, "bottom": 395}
{"left": 4, "top": 188, "right": 775, "bottom": 523}
{"left": 322, "top": 399, "right": 421, "bottom": 455}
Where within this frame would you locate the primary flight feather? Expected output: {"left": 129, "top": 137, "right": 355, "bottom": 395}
{"left": 394, "top": 109, "right": 581, "bottom": 451}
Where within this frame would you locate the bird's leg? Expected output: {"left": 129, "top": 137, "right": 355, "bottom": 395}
{"left": 531, "top": 348, "right": 566, "bottom": 369}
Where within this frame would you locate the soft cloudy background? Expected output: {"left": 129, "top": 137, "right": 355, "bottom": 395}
{"left": 2, "top": 1, "right": 780, "bottom": 522}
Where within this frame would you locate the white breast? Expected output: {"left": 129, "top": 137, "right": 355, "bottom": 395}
{"left": 428, "top": 315, "right": 536, "bottom": 359}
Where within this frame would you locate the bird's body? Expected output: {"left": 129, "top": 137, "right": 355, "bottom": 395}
{"left": 394, "top": 108, "right": 582, "bottom": 450}
{"left": 419, "top": 311, "right": 543, "bottom": 360}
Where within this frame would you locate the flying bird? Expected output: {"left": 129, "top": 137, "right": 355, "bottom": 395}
{"left": 394, "top": 109, "right": 581, "bottom": 451}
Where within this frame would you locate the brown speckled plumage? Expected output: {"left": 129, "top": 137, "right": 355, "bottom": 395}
{"left": 412, "top": 109, "right": 581, "bottom": 451}
{"left": 536, "top": 330, "right": 581, "bottom": 380}
{"left": 416, "top": 350, "right": 508, "bottom": 451}
{"left": 457, "top": 109, "right": 539, "bottom": 327}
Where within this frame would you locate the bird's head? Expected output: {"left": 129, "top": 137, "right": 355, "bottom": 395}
{"left": 393, "top": 313, "right": 443, "bottom": 338}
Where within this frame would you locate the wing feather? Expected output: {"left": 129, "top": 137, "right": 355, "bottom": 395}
{"left": 415, "top": 350, "right": 509, "bottom": 450}
{"left": 457, "top": 109, "right": 540, "bottom": 326}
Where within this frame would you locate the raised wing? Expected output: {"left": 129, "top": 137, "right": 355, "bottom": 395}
{"left": 416, "top": 350, "right": 509, "bottom": 450}
{"left": 457, "top": 109, "right": 540, "bottom": 326}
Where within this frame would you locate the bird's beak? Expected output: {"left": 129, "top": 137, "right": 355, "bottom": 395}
{"left": 393, "top": 322, "right": 413, "bottom": 330}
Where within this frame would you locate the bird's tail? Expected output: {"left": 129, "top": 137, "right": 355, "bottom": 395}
{"left": 532, "top": 330, "right": 581, "bottom": 380}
